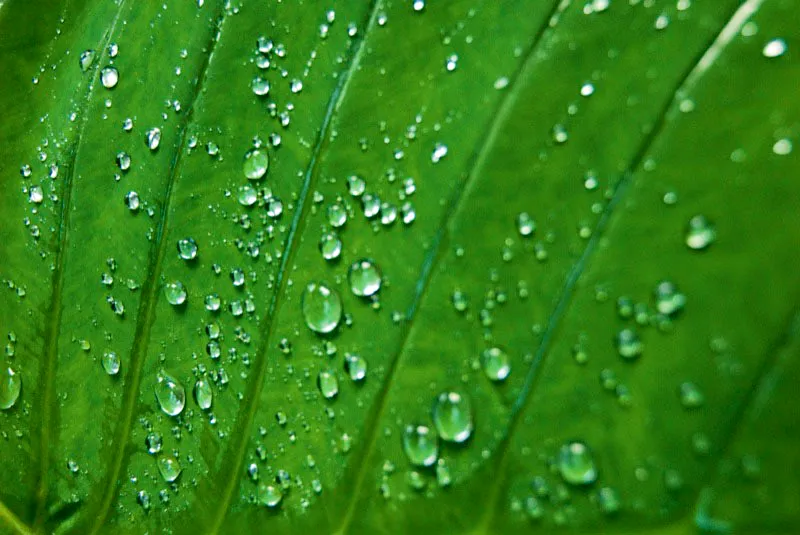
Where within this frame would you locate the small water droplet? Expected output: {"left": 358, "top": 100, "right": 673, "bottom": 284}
{"left": 101, "top": 351, "right": 120, "bottom": 375}
{"left": 154, "top": 370, "right": 185, "bottom": 416}
{"left": 100, "top": 66, "right": 118, "bottom": 89}
{"left": 177, "top": 237, "right": 198, "bottom": 261}
{"left": 164, "top": 281, "right": 187, "bottom": 306}
{"left": 344, "top": 353, "right": 367, "bottom": 382}
{"left": 145, "top": 432, "right": 163, "bottom": 454}
{"left": 157, "top": 455, "right": 182, "bottom": 482}
{"left": 679, "top": 381, "right": 704, "bottom": 408}
{"left": 0, "top": 367, "right": 22, "bottom": 410}
{"left": 482, "top": 347, "right": 511, "bottom": 382}
{"left": 616, "top": 328, "right": 642, "bottom": 360}
{"left": 516, "top": 212, "right": 535, "bottom": 237}
{"left": 145, "top": 127, "right": 161, "bottom": 151}
{"left": 302, "top": 283, "right": 342, "bottom": 334}
{"left": 116, "top": 151, "right": 131, "bottom": 172}
{"left": 685, "top": 215, "right": 716, "bottom": 250}
{"left": 348, "top": 259, "right": 382, "bottom": 297}
{"left": 243, "top": 149, "right": 269, "bottom": 180}
{"left": 558, "top": 441, "right": 597, "bottom": 485}
{"left": 194, "top": 379, "right": 213, "bottom": 410}
{"left": 79, "top": 49, "right": 95, "bottom": 72}
{"left": 204, "top": 294, "right": 221, "bottom": 312}
{"left": 125, "top": 191, "right": 140, "bottom": 212}
{"left": 654, "top": 281, "right": 685, "bottom": 316}
{"left": 347, "top": 174, "right": 366, "bottom": 196}
{"left": 317, "top": 370, "right": 339, "bottom": 399}
{"left": 402, "top": 424, "right": 439, "bottom": 467}
{"left": 432, "top": 391, "right": 473, "bottom": 443}
{"left": 431, "top": 143, "right": 448, "bottom": 163}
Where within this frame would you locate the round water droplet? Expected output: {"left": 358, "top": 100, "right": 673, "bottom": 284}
{"left": 763, "top": 38, "right": 787, "bottom": 58}
{"left": 164, "top": 281, "right": 187, "bottom": 306}
{"left": 154, "top": 370, "right": 185, "bottom": 416}
{"left": 402, "top": 424, "right": 439, "bottom": 467}
{"left": 257, "top": 483, "right": 283, "bottom": 508}
{"left": 558, "top": 441, "right": 597, "bottom": 486}
{"left": 252, "top": 77, "right": 270, "bottom": 96}
{"left": 597, "top": 486, "right": 620, "bottom": 514}
{"left": 482, "top": 347, "right": 511, "bottom": 382}
{"left": 348, "top": 259, "right": 381, "bottom": 297}
{"left": 101, "top": 351, "right": 120, "bottom": 375}
{"left": 679, "top": 381, "right": 704, "bottom": 408}
{"left": 432, "top": 391, "right": 473, "bottom": 443}
{"left": 177, "top": 237, "right": 198, "bottom": 260}
{"left": 243, "top": 149, "right": 269, "bottom": 180}
{"left": 317, "top": 370, "right": 339, "bottom": 399}
{"left": 344, "top": 353, "right": 367, "bottom": 382}
{"left": 516, "top": 212, "right": 536, "bottom": 237}
{"left": 194, "top": 379, "right": 213, "bottom": 410}
{"left": 145, "top": 127, "right": 161, "bottom": 151}
{"left": 301, "top": 283, "right": 342, "bottom": 334}
{"left": 616, "top": 328, "right": 642, "bottom": 360}
{"left": 100, "top": 66, "right": 118, "bottom": 88}
{"left": 157, "top": 455, "right": 182, "bottom": 482}
{"left": 685, "top": 215, "right": 716, "bottom": 250}
{"left": 0, "top": 367, "right": 22, "bottom": 410}
{"left": 145, "top": 432, "right": 163, "bottom": 454}
{"left": 238, "top": 185, "right": 258, "bottom": 206}
{"left": 319, "top": 232, "right": 342, "bottom": 260}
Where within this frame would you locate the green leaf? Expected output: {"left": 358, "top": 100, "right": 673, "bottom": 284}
{"left": 0, "top": 0, "right": 798, "bottom": 533}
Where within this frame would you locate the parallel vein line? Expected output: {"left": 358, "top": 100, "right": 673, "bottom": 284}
{"left": 208, "top": 1, "right": 384, "bottom": 531}
{"left": 33, "top": 0, "right": 133, "bottom": 529}
{"left": 89, "top": 9, "right": 228, "bottom": 534}
{"left": 476, "top": 1, "right": 763, "bottom": 531}
{"left": 334, "top": 2, "right": 567, "bottom": 533}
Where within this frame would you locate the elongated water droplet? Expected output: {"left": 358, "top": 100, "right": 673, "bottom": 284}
{"left": 177, "top": 237, "right": 198, "bottom": 261}
{"left": 402, "top": 424, "right": 439, "bottom": 467}
{"left": 679, "top": 381, "right": 704, "bottom": 408}
{"left": 344, "top": 353, "right": 367, "bottom": 382}
{"left": 164, "top": 281, "right": 187, "bottom": 306}
{"left": 101, "top": 66, "right": 118, "bottom": 88}
{"left": 145, "top": 127, "right": 161, "bottom": 151}
{"left": 654, "top": 281, "right": 685, "bottom": 316}
{"left": 194, "top": 379, "right": 213, "bottom": 410}
{"left": 558, "top": 441, "right": 597, "bottom": 486}
{"left": 482, "top": 347, "right": 510, "bottom": 382}
{"left": 302, "top": 283, "right": 342, "bottom": 334}
{"left": 0, "top": 367, "right": 21, "bottom": 410}
{"left": 101, "top": 351, "right": 120, "bottom": 375}
{"left": 154, "top": 370, "right": 185, "bottom": 416}
{"left": 317, "top": 370, "right": 339, "bottom": 399}
{"left": 516, "top": 212, "right": 535, "bottom": 237}
{"left": 157, "top": 455, "right": 182, "bottom": 482}
{"left": 432, "top": 391, "right": 473, "bottom": 443}
{"left": 348, "top": 259, "right": 381, "bottom": 297}
{"left": 243, "top": 149, "right": 269, "bottom": 180}
{"left": 79, "top": 49, "right": 95, "bottom": 72}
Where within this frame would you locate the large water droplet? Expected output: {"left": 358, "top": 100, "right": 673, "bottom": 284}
{"left": 301, "top": 283, "right": 342, "bottom": 334}
{"left": 164, "top": 281, "right": 187, "bottom": 306}
{"left": 157, "top": 455, "right": 182, "bottom": 482}
{"left": 654, "top": 281, "right": 685, "bottom": 317}
{"left": 558, "top": 441, "right": 597, "bottom": 486}
{"left": 194, "top": 379, "right": 213, "bottom": 410}
{"left": 348, "top": 259, "right": 382, "bottom": 297}
{"left": 685, "top": 215, "right": 716, "bottom": 250}
{"left": 177, "top": 237, "right": 198, "bottom": 261}
{"left": 763, "top": 38, "right": 787, "bottom": 58}
{"left": 432, "top": 391, "right": 473, "bottom": 443}
{"left": 101, "top": 351, "right": 120, "bottom": 375}
{"left": 243, "top": 149, "right": 269, "bottom": 180}
{"left": 154, "top": 370, "right": 185, "bottom": 416}
{"left": 319, "top": 232, "right": 342, "bottom": 261}
{"left": 79, "top": 49, "right": 95, "bottom": 72}
{"left": 402, "top": 424, "right": 439, "bottom": 467}
{"left": 257, "top": 483, "right": 283, "bottom": 508}
{"left": 679, "top": 381, "right": 704, "bottom": 408}
{"left": 482, "top": 347, "right": 510, "bottom": 382}
{"left": 100, "top": 66, "right": 118, "bottom": 88}
{"left": 317, "top": 370, "right": 339, "bottom": 399}
{"left": 0, "top": 367, "right": 22, "bottom": 410}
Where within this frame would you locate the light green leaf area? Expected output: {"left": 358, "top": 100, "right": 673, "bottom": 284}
{"left": 0, "top": 0, "right": 798, "bottom": 533}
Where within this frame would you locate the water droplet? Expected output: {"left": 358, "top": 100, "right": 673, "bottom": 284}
{"left": 194, "top": 379, "right": 213, "bottom": 410}
{"left": 157, "top": 455, "right": 182, "bottom": 482}
{"left": 101, "top": 351, "right": 120, "bottom": 375}
{"left": 154, "top": 370, "right": 185, "bottom": 416}
{"left": 773, "top": 138, "right": 793, "bottom": 155}
{"left": 116, "top": 151, "right": 131, "bottom": 172}
{"left": 177, "top": 237, "right": 198, "bottom": 261}
{"left": 344, "top": 353, "right": 367, "bottom": 382}
{"left": 616, "top": 328, "right": 642, "bottom": 360}
{"left": 290, "top": 79, "right": 303, "bottom": 93}
{"left": 125, "top": 191, "right": 140, "bottom": 212}
{"left": 654, "top": 281, "right": 685, "bottom": 316}
{"left": 204, "top": 294, "right": 221, "bottom": 312}
{"left": 679, "top": 381, "right": 704, "bottom": 408}
{"left": 145, "top": 127, "right": 161, "bottom": 151}
{"left": 516, "top": 212, "right": 536, "bottom": 237}
{"left": 558, "top": 441, "right": 597, "bottom": 485}
{"left": 100, "top": 66, "right": 118, "bottom": 88}
{"left": 243, "top": 149, "right": 269, "bottom": 180}
{"left": 29, "top": 185, "right": 43, "bottom": 204}
{"left": 0, "top": 367, "right": 22, "bottom": 410}
{"left": 327, "top": 203, "right": 347, "bottom": 227}
{"left": 164, "top": 281, "right": 187, "bottom": 306}
{"left": 402, "top": 424, "right": 439, "bottom": 467}
{"left": 685, "top": 215, "right": 716, "bottom": 250}
{"left": 347, "top": 174, "right": 366, "bottom": 196}
{"left": 431, "top": 143, "right": 448, "bottom": 163}
{"left": 347, "top": 259, "right": 382, "bottom": 297}
{"left": 763, "top": 38, "right": 787, "bottom": 58}
{"left": 597, "top": 486, "right": 620, "bottom": 514}
{"left": 251, "top": 77, "right": 270, "bottom": 96}
{"left": 412, "top": 0, "right": 425, "bottom": 12}
{"left": 580, "top": 82, "right": 595, "bottom": 97}
{"left": 238, "top": 185, "right": 258, "bottom": 206}
{"left": 302, "top": 283, "right": 342, "bottom": 334}
{"left": 432, "top": 391, "right": 473, "bottom": 443}
{"left": 319, "top": 232, "right": 342, "bottom": 261}
{"left": 145, "top": 432, "right": 163, "bottom": 454}
{"left": 317, "top": 370, "right": 339, "bottom": 399}
{"left": 79, "top": 49, "right": 95, "bottom": 72}
{"left": 257, "top": 483, "right": 283, "bottom": 508}
{"left": 482, "top": 347, "right": 511, "bottom": 382}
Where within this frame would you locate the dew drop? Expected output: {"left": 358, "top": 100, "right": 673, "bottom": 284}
{"left": 100, "top": 66, "right": 118, "bottom": 88}
{"left": 347, "top": 259, "right": 382, "bottom": 297}
{"left": 0, "top": 367, "right": 22, "bottom": 410}
{"left": 558, "top": 441, "right": 597, "bottom": 486}
{"left": 347, "top": 174, "right": 366, "bottom": 196}
{"left": 679, "top": 381, "right": 704, "bottom": 408}
{"left": 116, "top": 151, "right": 131, "bottom": 172}
{"left": 79, "top": 49, "right": 95, "bottom": 72}
{"left": 157, "top": 455, "right": 182, "bottom": 482}
{"left": 194, "top": 379, "right": 213, "bottom": 410}
{"left": 685, "top": 215, "right": 716, "bottom": 250}
{"left": 763, "top": 38, "right": 787, "bottom": 58}
{"left": 101, "top": 351, "right": 121, "bottom": 375}
{"left": 301, "top": 283, "right": 342, "bottom": 334}
{"left": 177, "top": 237, "right": 198, "bottom": 261}
{"left": 516, "top": 212, "right": 535, "bottom": 237}
{"left": 125, "top": 191, "right": 140, "bottom": 212}
{"left": 243, "top": 149, "right": 269, "bottom": 180}
{"left": 164, "top": 281, "right": 187, "bottom": 306}
{"left": 204, "top": 294, "right": 221, "bottom": 312}
{"left": 145, "top": 432, "right": 163, "bottom": 454}
{"left": 482, "top": 347, "right": 511, "bottom": 382}
{"left": 319, "top": 232, "right": 342, "bottom": 261}
{"left": 327, "top": 203, "right": 347, "bottom": 227}
{"left": 257, "top": 483, "right": 283, "bottom": 508}
{"left": 145, "top": 127, "right": 161, "bottom": 151}
{"left": 252, "top": 77, "right": 270, "bottom": 96}
{"left": 654, "top": 281, "right": 685, "bottom": 317}
{"left": 432, "top": 391, "right": 473, "bottom": 443}
{"left": 616, "top": 328, "right": 642, "bottom": 360}
{"left": 238, "top": 185, "right": 258, "bottom": 206}
{"left": 344, "top": 353, "right": 367, "bottom": 382}
{"left": 317, "top": 370, "right": 339, "bottom": 399}
{"left": 154, "top": 370, "right": 186, "bottom": 416}
{"left": 402, "top": 424, "right": 439, "bottom": 467}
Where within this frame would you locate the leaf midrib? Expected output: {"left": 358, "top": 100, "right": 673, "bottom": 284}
{"left": 207, "top": 1, "right": 384, "bottom": 531}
